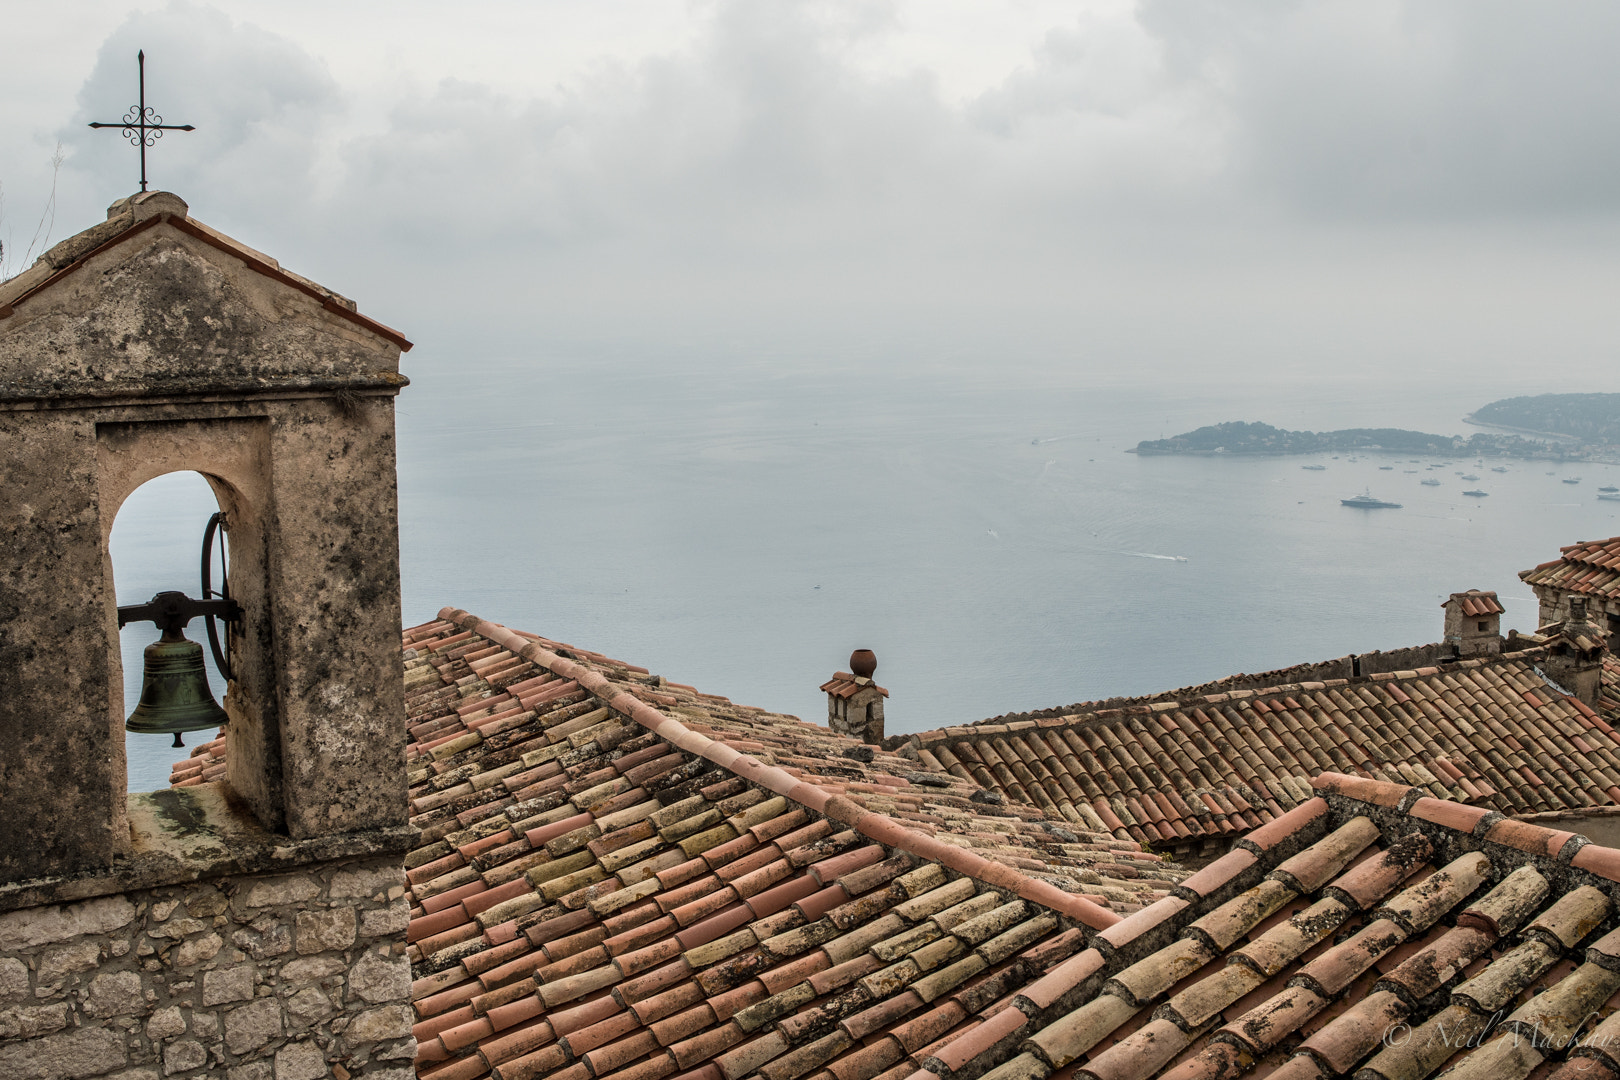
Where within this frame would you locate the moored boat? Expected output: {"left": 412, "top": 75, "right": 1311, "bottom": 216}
{"left": 1341, "top": 491, "right": 1402, "bottom": 509}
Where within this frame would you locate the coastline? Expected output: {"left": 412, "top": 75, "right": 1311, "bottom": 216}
{"left": 1461, "top": 411, "right": 1583, "bottom": 442}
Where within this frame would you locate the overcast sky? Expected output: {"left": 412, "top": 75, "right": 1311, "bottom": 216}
{"left": 6, "top": 1, "right": 1620, "bottom": 383}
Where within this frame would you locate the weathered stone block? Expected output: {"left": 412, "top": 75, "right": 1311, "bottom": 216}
{"left": 0, "top": 1002, "right": 71, "bottom": 1039}
{"left": 0, "top": 1025, "right": 126, "bottom": 1079}
{"left": 376, "top": 1038, "right": 417, "bottom": 1061}
{"left": 344, "top": 1004, "right": 412, "bottom": 1045}
{"left": 201, "top": 966, "right": 256, "bottom": 1006}
{"left": 224, "top": 997, "right": 282, "bottom": 1056}
{"left": 147, "top": 918, "right": 207, "bottom": 941}
{"left": 285, "top": 986, "right": 337, "bottom": 1024}
{"left": 171, "top": 932, "right": 223, "bottom": 968}
{"left": 294, "top": 907, "right": 356, "bottom": 954}
{"left": 348, "top": 951, "right": 410, "bottom": 1004}
{"left": 241, "top": 876, "right": 320, "bottom": 910}
{"left": 36, "top": 938, "right": 102, "bottom": 982}
{"left": 0, "top": 896, "right": 135, "bottom": 950}
{"left": 146, "top": 1006, "right": 187, "bottom": 1040}
{"left": 162, "top": 1040, "right": 206, "bottom": 1075}
{"left": 232, "top": 923, "right": 291, "bottom": 960}
{"left": 273, "top": 1040, "right": 326, "bottom": 1080}
{"left": 0, "top": 956, "right": 29, "bottom": 1001}
{"left": 86, "top": 970, "right": 145, "bottom": 1018}
{"left": 183, "top": 887, "right": 228, "bottom": 918}
{"left": 358, "top": 902, "right": 409, "bottom": 939}
{"left": 191, "top": 1011, "right": 218, "bottom": 1040}
{"left": 280, "top": 956, "right": 345, "bottom": 985}
{"left": 226, "top": 1064, "right": 273, "bottom": 1080}
{"left": 329, "top": 866, "right": 404, "bottom": 899}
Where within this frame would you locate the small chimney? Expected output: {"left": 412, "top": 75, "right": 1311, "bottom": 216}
{"left": 1544, "top": 597, "right": 1606, "bottom": 706}
{"left": 821, "top": 649, "right": 888, "bottom": 744}
{"left": 1442, "top": 590, "right": 1503, "bottom": 657}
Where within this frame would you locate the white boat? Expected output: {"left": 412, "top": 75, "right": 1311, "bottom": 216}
{"left": 1342, "top": 491, "right": 1402, "bottom": 509}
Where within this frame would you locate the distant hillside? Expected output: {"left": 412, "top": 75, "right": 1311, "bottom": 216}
{"left": 1131, "top": 420, "right": 1551, "bottom": 457}
{"left": 1469, "top": 393, "right": 1620, "bottom": 443}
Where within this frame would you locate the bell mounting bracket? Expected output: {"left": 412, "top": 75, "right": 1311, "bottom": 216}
{"left": 117, "top": 591, "right": 240, "bottom": 638}
{"left": 116, "top": 511, "right": 240, "bottom": 681}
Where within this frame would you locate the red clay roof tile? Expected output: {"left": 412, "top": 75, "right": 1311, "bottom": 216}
{"left": 192, "top": 608, "right": 1620, "bottom": 1080}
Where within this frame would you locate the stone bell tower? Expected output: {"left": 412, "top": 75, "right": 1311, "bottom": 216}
{"left": 0, "top": 190, "right": 412, "bottom": 874}
{"left": 0, "top": 193, "right": 415, "bottom": 1078}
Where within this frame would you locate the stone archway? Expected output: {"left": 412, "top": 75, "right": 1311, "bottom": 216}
{"left": 96, "top": 417, "right": 282, "bottom": 824}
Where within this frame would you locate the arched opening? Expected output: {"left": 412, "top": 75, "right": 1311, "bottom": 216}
{"left": 109, "top": 471, "right": 230, "bottom": 791}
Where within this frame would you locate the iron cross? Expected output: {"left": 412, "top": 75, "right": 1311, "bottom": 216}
{"left": 88, "top": 50, "right": 195, "bottom": 192}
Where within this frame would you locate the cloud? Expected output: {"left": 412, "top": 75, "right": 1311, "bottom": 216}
{"left": 68, "top": 3, "right": 341, "bottom": 209}
{"left": 40, "top": 0, "right": 1620, "bottom": 378}
{"left": 1138, "top": 0, "right": 1620, "bottom": 218}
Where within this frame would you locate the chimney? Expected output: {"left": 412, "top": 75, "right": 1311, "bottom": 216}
{"left": 1442, "top": 590, "right": 1503, "bottom": 657}
{"left": 821, "top": 648, "right": 888, "bottom": 744}
{"left": 1544, "top": 597, "right": 1606, "bottom": 706}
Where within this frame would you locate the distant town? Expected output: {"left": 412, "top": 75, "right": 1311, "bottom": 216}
{"left": 1131, "top": 391, "right": 1620, "bottom": 462}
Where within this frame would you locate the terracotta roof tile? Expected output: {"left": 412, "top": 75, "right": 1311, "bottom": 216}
{"left": 908, "top": 646, "right": 1620, "bottom": 849}
{"left": 855, "top": 768, "right": 1620, "bottom": 1080}
{"left": 1523, "top": 536, "right": 1620, "bottom": 602}
{"left": 183, "top": 605, "right": 1620, "bottom": 1080}
{"left": 172, "top": 608, "right": 1213, "bottom": 1080}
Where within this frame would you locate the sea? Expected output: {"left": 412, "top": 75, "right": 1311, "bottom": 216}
{"left": 114, "top": 355, "right": 1620, "bottom": 791}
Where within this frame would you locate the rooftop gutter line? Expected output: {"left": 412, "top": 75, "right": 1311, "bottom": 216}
{"left": 437, "top": 606, "right": 1123, "bottom": 930}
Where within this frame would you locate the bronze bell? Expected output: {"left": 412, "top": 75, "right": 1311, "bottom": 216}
{"left": 118, "top": 590, "right": 238, "bottom": 748}
{"left": 126, "top": 633, "right": 229, "bottom": 747}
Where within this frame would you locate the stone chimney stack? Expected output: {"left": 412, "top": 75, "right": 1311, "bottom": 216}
{"left": 1442, "top": 590, "right": 1504, "bottom": 657}
{"left": 1544, "top": 597, "right": 1606, "bottom": 706}
{"left": 821, "top": 649, "right": 888, "bottom": 744}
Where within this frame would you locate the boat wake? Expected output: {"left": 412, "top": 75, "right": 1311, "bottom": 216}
{"left": 1121, "top": 551, "right": 1189, "bottom": 562}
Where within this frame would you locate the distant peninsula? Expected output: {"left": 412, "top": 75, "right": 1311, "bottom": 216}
{"left": 1133, "top": 392, "right": 1620, "bottom": 460}
{"left": 1128, "top": 421, "right": 1556, "bottom": 458}
{"left": 1467, "top": 392, "right": 1620, "bottom": 443}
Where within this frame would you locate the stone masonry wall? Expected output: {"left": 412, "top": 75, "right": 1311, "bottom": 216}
{"left": 0, "top": 852, "right": 412, "bottom": 1080}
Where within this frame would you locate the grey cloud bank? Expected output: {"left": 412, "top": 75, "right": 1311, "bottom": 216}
{"left": 4, "top": 1, "right": 1618, "bottom": 381}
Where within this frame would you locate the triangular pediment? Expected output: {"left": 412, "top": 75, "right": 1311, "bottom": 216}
{"left": 0, "top": 191, "right": 409, "bottom": 406}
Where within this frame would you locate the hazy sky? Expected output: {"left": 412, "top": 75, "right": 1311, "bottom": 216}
{"left": 6, "top": 1, "right": 1620, "bottom": 383}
